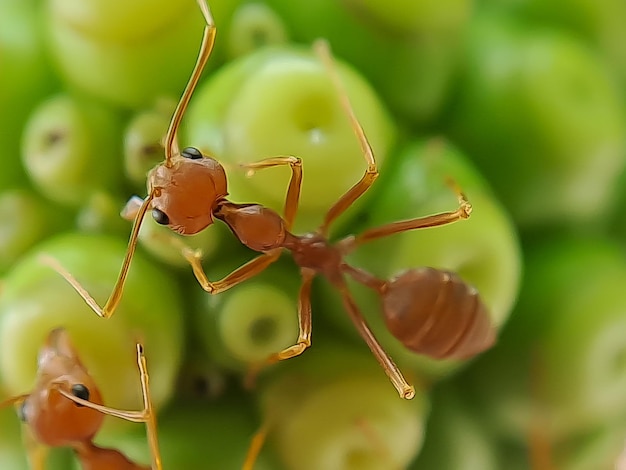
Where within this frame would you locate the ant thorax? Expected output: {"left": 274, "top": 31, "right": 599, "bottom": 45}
{"left": 286, "top": 233, "right": 344, "bottom": 282}
{"left": 215, "top": 201, "right": 288, "bottom": 252}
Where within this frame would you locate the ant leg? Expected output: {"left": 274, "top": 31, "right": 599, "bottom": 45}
{"left": 56, "top": 344, "right": 163, "bottom": 470}
{"left": 0, "top": 394, "right": 29, "bottom": 409}
{"left": 337, "top": 285, "right": 415, "bottom": 400}
{"left": 163, "top": 0, "right": 216, "bottom": 166}
{"left": 40, "top": 193, "right": 155, "bottom": 319}
{"left": 246, "top": 269, "right": 314, "bottom": 385}
{"left": 240, "top": 155, "right": 303, "bottom": 230}
{"left": 242, "top": 422, "right": 270, "bottom": 470}
{"left": 341, "top": 179, "right": 472, "bottom": 252}
{"left": 22, "top": 427, "right": 48, "bottom": 470}
{"left": 183, "top": 249, "right": 281, "bottom": 295}
{"left": 314, "top": 40, "right": 378, "bottom": 236}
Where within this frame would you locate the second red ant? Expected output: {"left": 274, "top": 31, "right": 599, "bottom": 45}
{"left": 0, "top": 328, "right": 161, "bottom": 470}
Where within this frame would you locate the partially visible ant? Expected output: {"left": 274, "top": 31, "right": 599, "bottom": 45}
{"left": 43, "top": 0, "right": 495, "bottom": 400}
{"left": 0, "top": 328, "right": 161, "bottom": 470}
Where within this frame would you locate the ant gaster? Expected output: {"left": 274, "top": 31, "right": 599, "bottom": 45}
{"left": 0, "top": 328, "right": 161, "bottom": 470}
{"left": 44, "top": 0, "right": 495, "bottom": 400}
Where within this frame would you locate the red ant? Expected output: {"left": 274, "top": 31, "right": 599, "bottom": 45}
{"left": 0, "top": 328, "right": 161, "bottom": 470}
{"left": 43, "top": 0, "right": 495, "bottom": 400}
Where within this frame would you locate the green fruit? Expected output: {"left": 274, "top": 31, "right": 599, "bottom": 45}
{"left": 21, "top": 93, "right": 123, "bottom": 206}
{"left": 0, "top": 189, "right": 60, "bottom": 274}
{"left": 75, "top": 191, "right": 129, "bottom": 235}
{"left": 449, "top": 15, "right": 626, "bottom": 228}
{"left": 264, "top": 0, "right": 470, "bottom": 124}
{"left": 123, "top": 98, "right": 177, "bottom": 190}
{"left": 0, "top": 0, "right": 55, "bottom": 190}
{"left": 410, "top": 386, "right": 498, "bottom": 470}
{"left": 48, "top": 0, "right": 193, "bottom": 42}
{"left": 351, "top": 0, "right": 471, "bottom": 35}
{"left": 259, "top": 341, "right": 429, "bottom": 470}
{"left": 184, "top": 45, "right": 396, "bottom": 232}
{"left": 0, "top": 233, "right": 184, "bottom": 435}
{"left": 464, "top": 237, "right": 626, "bottom": 442}
{"left": 226, "top": 2, "right": 289, "bottom": 60}
{"left": 96, "top": 396, "right": 280, "bottom": 470}
{"left": 193, "top": 256, "right": 299, "bottom": 373}
{"left": 45, "top": 1, "right": 206, "bottom": 109}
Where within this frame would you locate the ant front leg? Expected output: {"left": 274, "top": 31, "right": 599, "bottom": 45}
{"left": 342, "top": 179, "right": 473, "bottom": 251}
{"left": 240, "top": 155, "right": 302, "bottom": 230}
{"left": 56, "top": 343, "right": 163, "bottom": 470}
{"left": 246, "top": 268, "right": 314, "bottom": 386}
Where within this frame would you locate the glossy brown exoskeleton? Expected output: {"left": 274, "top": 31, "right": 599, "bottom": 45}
{"left": 45, "top": 0, "right": 495, "bottom": 400}
{"left": 0, "top": 328, "right": 161, "bottom": 469}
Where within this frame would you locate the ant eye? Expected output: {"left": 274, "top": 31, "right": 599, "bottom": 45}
{"left": 71, "top": 383, "right": 90, "bottom": 405}
{"left": 152, "top": 208, "right": 170, "bottom": 225}
{"left": 17, "top": 400, "right": 28, "bottom": 422}
{"left": 181, "top": 147, "right": 203, "bottom": 160}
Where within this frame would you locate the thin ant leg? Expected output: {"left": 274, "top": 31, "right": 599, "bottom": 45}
{"left": 339, "top": 179, "right": 472, "bottom": 254}
{"left": 39, "top": 193, "right": 154, "bottom": 319}
{"left": 56, "top": 344, "right": 163, "bottom": 470}
{"left": 246, "top": 268, "right": 314, "bottom": 386}
{"left": 183, "top": 249, "right": 281, "bottom": 295}
{"left": 22, "top": 427, "right": 48, "bottom": 470}
{"left": 163, "top": 0, "right": 216, "bottom": 166}
{"left": 0, "top": 393, "right": 29, "bottom": 409}
{"left": 242, "top": 422, "right": 270, "bottom": 470}
{"left": 240, "top": 155, "right": 302, "bottom": 230}
{"left": 336, "top": 284, "right": 415, "bottom": 400}
{"left": 314, "top": 39, "right": 379, "bottom": 237}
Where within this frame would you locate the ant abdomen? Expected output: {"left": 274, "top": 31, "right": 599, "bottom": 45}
{"left": 382, "top": 267, "right": 495, "bottom": 360}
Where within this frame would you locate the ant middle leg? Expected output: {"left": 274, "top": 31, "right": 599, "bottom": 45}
{"left": 341, "top": 178, "right": 472, "bottom": 252}
{"left": 313, "top": 40, "right": 379, "bottom": 236}
{"left": 239, "top": 155, "right": 303, "bottom": 230}
{"left": 246, "top": 268, "right": 314, "bottom": 386}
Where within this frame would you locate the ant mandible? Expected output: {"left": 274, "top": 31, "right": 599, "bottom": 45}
{"left": 44, "top": 0, "right": 495, "bottom": 400}
{"left": 0, "top": 328, "right": 161, "bottom": 469}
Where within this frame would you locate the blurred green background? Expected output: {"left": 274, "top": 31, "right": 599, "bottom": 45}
{"left": 1, "top": 0, "right": 626, "bottom": 468}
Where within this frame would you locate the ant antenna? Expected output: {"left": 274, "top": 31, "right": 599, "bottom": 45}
{"left": 163, "top": 0, "right": 216, "bottom": 167}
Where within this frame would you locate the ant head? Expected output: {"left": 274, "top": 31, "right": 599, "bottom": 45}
{"left": 22, "top": 328, "right": 105, "bottom": 447}
{"left": 147, "top": 147, "right": 228, "bottom": 235}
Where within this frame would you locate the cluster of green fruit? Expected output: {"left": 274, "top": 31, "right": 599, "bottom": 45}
{"left": 1, "top": 0, "right": 625, "bottom": 469}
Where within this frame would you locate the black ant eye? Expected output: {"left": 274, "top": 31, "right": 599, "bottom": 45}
{"left": 71, "top": 384, "right": 90, "bottom": 405}
{"left": 17, "top": 400, "right": 28, "bottom": 422}
{"left": 181, "top": 147, "right": 203, "bottom": 160}
{"left": 152, "top": 208, "right": 170, "bottom": 225}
